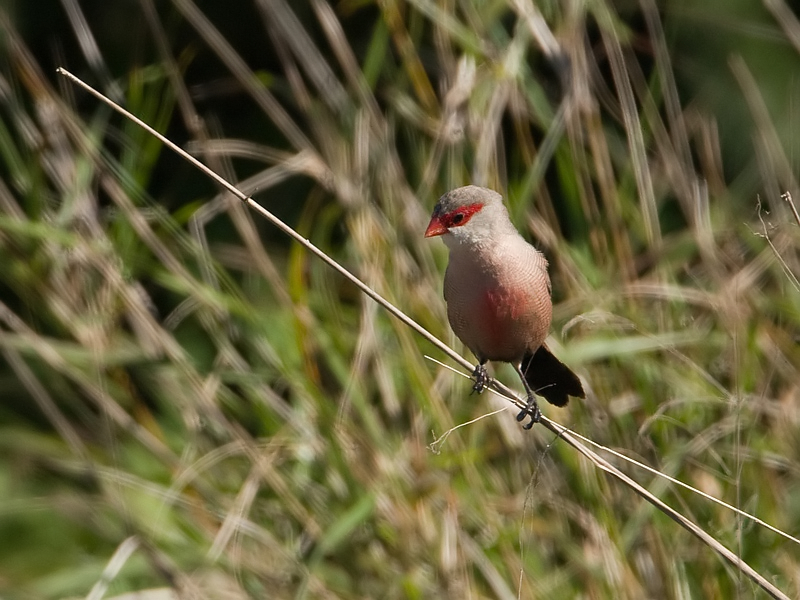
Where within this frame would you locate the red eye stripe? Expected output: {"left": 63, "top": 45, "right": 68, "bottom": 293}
{"left": 441, "top": 203, "right": 483, "bottom": 228}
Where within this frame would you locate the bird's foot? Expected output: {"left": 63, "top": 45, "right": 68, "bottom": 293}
{"left": 516, "top": 396, "right": 542, "bottom": 430}
{"left": 471, "top": 364, "right": 489, "bottom": 394}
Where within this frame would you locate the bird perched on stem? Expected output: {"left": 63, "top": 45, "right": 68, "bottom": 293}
{"left": 425, "top": 185, "right": 584, "bottom": 428}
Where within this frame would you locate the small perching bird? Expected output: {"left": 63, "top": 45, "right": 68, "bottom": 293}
{"left": 425, "top": 185, "right": 584, "bottom": 428}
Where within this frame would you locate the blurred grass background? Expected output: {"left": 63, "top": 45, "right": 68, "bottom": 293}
{"left": 2, "top": 0, "right": 800, "bottom": 598}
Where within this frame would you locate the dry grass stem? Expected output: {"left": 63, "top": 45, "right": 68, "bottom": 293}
{"left": 56, "top": 69, "right": 795, "bottom": 600}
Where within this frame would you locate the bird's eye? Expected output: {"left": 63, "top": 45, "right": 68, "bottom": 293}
{"left": 451, "top": 213, "right": 464, "bottom": 225}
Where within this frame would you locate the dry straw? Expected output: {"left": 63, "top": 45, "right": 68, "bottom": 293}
{"left": 58, "top": 67, "right": 792, "bottom": 600}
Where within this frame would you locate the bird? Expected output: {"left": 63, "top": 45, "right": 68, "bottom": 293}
{"left": 424, "top": 185, "right": 584, "bottom": 428}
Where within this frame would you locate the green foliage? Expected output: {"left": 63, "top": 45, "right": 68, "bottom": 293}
{"left": 1, "top": 0, "right": 800, "bottom": 598}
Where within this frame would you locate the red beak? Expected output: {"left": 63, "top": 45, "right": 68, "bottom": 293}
{"left": 424, "top": 215, "right": 448, "bottom": 238}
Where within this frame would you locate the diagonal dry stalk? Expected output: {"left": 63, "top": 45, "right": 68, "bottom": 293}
{"left": 57, "top": 68, "right": 791, "bottom": 600}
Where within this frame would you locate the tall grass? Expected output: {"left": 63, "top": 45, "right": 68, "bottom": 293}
{"left": 1, "top": 1, "right": 800, "bottom": 598}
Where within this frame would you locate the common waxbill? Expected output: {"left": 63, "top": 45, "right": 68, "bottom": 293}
{"left": 425, "top": 185, "right": 584, "bottom": 428}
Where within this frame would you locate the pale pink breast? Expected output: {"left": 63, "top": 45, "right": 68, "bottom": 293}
{"left": 444, "top": 240, "right": 552, "bottom": 363}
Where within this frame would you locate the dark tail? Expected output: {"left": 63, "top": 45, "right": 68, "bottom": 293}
{"left": 521, "top": 345, "right": 584, "bottom": 407}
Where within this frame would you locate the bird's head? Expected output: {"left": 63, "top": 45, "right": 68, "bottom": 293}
{"left": 424, "top": 186, "right": 515, "bottom": 247}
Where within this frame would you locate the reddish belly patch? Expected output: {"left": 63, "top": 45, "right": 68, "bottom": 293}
{"left": 478, "top": 286, "right": 528, "bottom": 358}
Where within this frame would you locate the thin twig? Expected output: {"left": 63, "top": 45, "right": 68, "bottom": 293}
{"left": 754, "top": 196, "right": 800, "bottom": 292}
{"left": 428, "top": 406, "right": 509, "bottom": 454}
{"left": 57, "top": 68, "right": 790, "bottom": 600}
{"left": 55, "top": 67, "right": 474, "bottom": 377}
{"left": 543, "top": 420, "right": 788, "bottom": 599}
{"left": 561, "top": 425, "right": 800, "bottom": 548}
{"left": 782, "top": 191, "right": 800, "bottom": 228}
{"left": 425, "top": 356, "right": 800, "bottom": 549}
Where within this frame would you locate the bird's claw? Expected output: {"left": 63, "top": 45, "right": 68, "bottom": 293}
{"left": 472, "top": 363, "right": 542, "bottom": 429}
{"left": 516, "top": 397, "right": 542, "bottom": 429}
{"left": 471, "top": 364, "right": 489, "bottom": 394}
